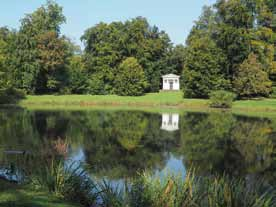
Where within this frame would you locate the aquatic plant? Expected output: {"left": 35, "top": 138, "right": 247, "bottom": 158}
{"left": 32, "top": 158, "right": 98, "bottom": 207}
{"left": 29, "top": 158, "right": 276, "bottom": 207}
{"left": 98, "top": 172, "right": 276, "bottom": 207}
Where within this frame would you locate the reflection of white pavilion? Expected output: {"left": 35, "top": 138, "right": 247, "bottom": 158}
{"left": 161, "top": 113, "right": 179, "bottom": 132}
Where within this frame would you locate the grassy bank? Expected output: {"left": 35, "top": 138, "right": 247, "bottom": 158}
{"left": 3, "top": 173, "right": 274, "bottom": 207}
{"left": 19, "top": 92, "right": 276, "bottom": 113}
{"left": 20, "top": 92, "right": 189, "bottom": 108}
{"left": 0, "top": 180, "right": 79, "bottom": 207}
{"left": 1, "top": 157, "right": 276, "bottom": 207}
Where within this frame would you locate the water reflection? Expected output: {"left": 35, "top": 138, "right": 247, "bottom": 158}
{"left": 161, "top": 113, "right": 179, "bottom": 131}
{"left": 0, "top": 109, "right": 276, "bottom": 186}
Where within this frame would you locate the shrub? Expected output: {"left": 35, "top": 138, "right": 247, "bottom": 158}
{"left": 87, "top": 73, "right": 107, "bottom": 95}
{"left": 209, "top": 90, "right": 236, "bottom": 108}
{"left": 114, "top": 57, "right": 148, "bottom": 96}
{"left": 0, "top": 87, "right": 26, "bottom": 104}
{"left": 271, "top": 87, "right": 276, "bottom": 98}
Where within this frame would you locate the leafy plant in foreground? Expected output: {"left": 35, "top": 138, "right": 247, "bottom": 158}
{"left": 98, "top": 172, "right": 276, "bottom": 207}
{"left": 30, "top": 158, "right": 276, "bottom": 207}
{"left": 32, "top": 158, "right": 98, "bottom": 207}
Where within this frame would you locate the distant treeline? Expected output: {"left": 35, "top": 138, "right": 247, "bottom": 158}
{"left": 0, "top": 0, "right": 276, "bottom": 98}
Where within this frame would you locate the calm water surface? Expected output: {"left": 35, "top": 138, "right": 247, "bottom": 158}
{"left": 0, "top": 109, "right": 275, "bottom": 186}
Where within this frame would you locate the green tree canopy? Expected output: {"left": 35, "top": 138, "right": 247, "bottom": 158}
{"left": 183, "top": 0, "right": 276, "bottom": 98}
{"left": 81, "top": 17, "right": 172, "bottom": 94}
{"left": 183, "top": 35, "right": 230, "bottom": 98}
{"left": 115, "top": 57, "right": 148, "bottom": 96}
{"left": 10, "top": 0, "right": 70, "bottom": 94}
{"left": 233, "top": 53, "right": 272, "bottom": 98}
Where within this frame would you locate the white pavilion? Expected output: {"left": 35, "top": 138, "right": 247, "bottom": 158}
{"left": 162, "top": 74, "right": 180, "bottom": 91}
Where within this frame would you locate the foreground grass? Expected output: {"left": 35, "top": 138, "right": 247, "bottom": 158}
{"left": 0, "top": 180, "right": 79, "bottom": 207}
{"left": 1, "top": 164, "right": 276, "bottom": 207}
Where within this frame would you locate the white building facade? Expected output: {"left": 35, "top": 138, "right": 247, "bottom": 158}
{"left": 162, "top": 74, "right": 180, "bottom": 91}
{"left": 161, "top": 113, "right": 179, "bottom": 132}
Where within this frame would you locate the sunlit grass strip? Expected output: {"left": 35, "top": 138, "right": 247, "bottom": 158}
{"left": 19, "top": 92, "right": 204, "bottom": 108}
{"left": 19, "top": 93, "right": 276, "bottom": 115}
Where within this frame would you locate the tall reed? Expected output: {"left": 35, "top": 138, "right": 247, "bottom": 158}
{"left": 32, "top": 158, "right": 98, "bottom": 207}
{"left": 29, "top": 158, "right": 276, "bottom": 207}
{"left": 98, "top": 172, "right": 276, "bottom": 207}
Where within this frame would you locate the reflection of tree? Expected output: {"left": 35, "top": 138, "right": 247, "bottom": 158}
{"left": 230, "top": 118, "right": 273, "bottom": 175}
{"left": 33, "top": 111, "right": 70, "bottom": 140}
{"left": 1, "top": 109, "right": 276, "bottom": 185}
{"left": 178, "top": 112, "right": 234, "bottom": 174}
{"left": 0, "top": 109, "right": 71, "bottom": 179}
{"left": 81, "top": 111, "right": 178, "bottom": 179}
{"left": 0, "top": 109, "right": 39, "bottom": 154}
{"left": 115, "top": 113, "right": 147, "bottom": 151}
{"left": 178, "top": 112, "right": 275, "bottom": 182}
{"left": 0, "top": 110, "right": 180, "bottom": 180}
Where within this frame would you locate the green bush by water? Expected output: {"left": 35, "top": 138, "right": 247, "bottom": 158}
{"left": 0, "top": 87, "right": 26, "bottom": 104}
{"left": 209, "top": 90, "right": 236, "bottom": 109}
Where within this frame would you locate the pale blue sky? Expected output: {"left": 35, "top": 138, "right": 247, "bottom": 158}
{"left": 0, "top": 0, "right": 216, "bottom": 46}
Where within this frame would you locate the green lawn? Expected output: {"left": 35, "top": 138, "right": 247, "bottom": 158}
{"left": 19, "top": 92, "right": 207, "bottom": 110}
{"left": 0, "top": 180, "right": 79, "bottom": 207}
{"left": 18, "top": 92, "right": 276, "bottom": 115}
{"left": 20, "top": 92, "right": 186, "bottom": 106}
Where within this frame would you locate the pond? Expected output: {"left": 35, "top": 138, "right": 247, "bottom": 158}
{"left": 0, "top": 109, "right": 276, "bottom": 186}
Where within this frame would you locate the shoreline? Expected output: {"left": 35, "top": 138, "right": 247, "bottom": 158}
{"left": 6, "top": 93, "right": 276, "bottom": 118}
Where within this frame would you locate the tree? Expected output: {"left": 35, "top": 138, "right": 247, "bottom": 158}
{"left": 186, "top": 6, "right": 217, "bottom": 44}
{"left": 0, "top": 28, "right": 9, "bottom": 89}
{"left": 114, "top": 57, "right": 148, "bottom": 96}
{"left": 10, "top": 0, "right": 69, "bottom": 94}
{"left": 67, "top": 55, "right": 88, "bottom": 94}
{"left": 82, "top": 17, "right": 171, "bottom": 94}
{"left": 35, "top": 31, "right": 70, "bottom": 93}
{"left": 233, "top": 53, "right": 272, "bottom": 97}
{"left": 214, "top": 0, "right": 253, "bottom": 77}
{"left": 183, "top": 36, "right": 230, "bottom": 98}
{"left": 162, "top": 44, "right": 186, "bottom": 75}
{"left": 184, "top": 0, "right": 276, "bottom": 98}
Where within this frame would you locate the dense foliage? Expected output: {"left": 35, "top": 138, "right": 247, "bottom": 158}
{"left": 184, "top": 1, "right": 276, "bottom": 98}
{"left": 0, "top": 1, "right": 185, "bottom": 97}
{"left": 81, "top": 17, "right": 175, "bottom": 94}
{"left": 183, "top": 35, "right": 229, "bottom": 98}
{"left": 0, "top": 87, "right": 26, "bottom": 104}
{"left": 114, "top": 57, "right": 148, "bottom": 96}
{"left": 233, "top": 53, "right": 272, "bottom": 97}
{"left": 1, "top": 0, "right": 276, "bottom": 99}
